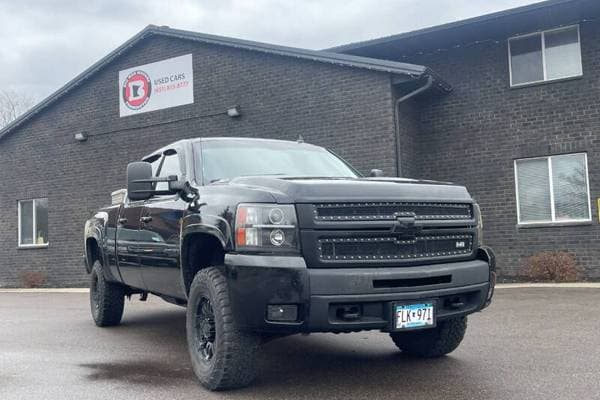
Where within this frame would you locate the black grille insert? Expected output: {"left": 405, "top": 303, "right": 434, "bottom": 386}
{"left": 314, "top": 202, "right": 472, "bottom": 222}
{"left": 318, "top": 234, "right": 473, "bottom": 262}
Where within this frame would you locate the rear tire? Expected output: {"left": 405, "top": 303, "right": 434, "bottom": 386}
{"left": 90, "top": 260, "right": 125, "bottom": 327}
{"left": 390, "top": 316, "right": 467, "bottom": 358}
{"left": 186, "top": 267, "right": 260, "bottom": 391}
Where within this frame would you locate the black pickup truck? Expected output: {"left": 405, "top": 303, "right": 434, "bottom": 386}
{"left": 84, "top": 137, "right": 495, "bottom": 390}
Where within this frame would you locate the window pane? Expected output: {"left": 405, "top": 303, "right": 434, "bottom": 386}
{"left": 510, "top": 34, "right": 544, "bottom": 85}
{"left": 517, "top": 158, "right": 552, "bottom": 222}
{"left": 20, "top": 200, "right": 34, "bottom": 245}
{"left": 545, "top": 27, "right": 582, "bottom": 80}
{"left": 35, "top": 198, "right": 49, "bottom": 244}
{"left": 552, "top": 154, "right": 589, "bottom": 220}
{"left": 156, "top": 153, "right": 180, "bottom": 191}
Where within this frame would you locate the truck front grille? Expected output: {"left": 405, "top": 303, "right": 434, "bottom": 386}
{"left": 314, "top": 202, "right": 472, "bottom": 222}
{"left": 318, "top": 234, "right": 473, "bottom": 262}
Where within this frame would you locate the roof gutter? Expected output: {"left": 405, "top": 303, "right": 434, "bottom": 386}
{"left": 0, "top": 25, "right": 432, "bottom": 142}
{"left": 393, "top": 74, "right": 433, "bottom": 177}
{"left": 327, "top": 0, "right": 578, "bottom": 53}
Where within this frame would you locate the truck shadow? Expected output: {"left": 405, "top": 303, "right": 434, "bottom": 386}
{"left": 250, "top": 336, "right": 486, "bottom": 399}
{"left": 81, "top": 306, "right": 490, "bottom": 399}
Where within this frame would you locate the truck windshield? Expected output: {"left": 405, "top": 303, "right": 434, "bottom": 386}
{"left": 198, "top": 139, "right": 360, "bottom": 183}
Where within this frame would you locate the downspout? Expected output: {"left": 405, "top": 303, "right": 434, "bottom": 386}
{"left": 393, "top": 74, "right": 433, "bottom": 177}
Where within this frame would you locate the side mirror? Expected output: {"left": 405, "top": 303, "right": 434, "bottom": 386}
{"left": 127, "top": 162, "right": 153, "bottom": 201}
{"left": 369, "top": 169, "right": 384, "bottom": 177}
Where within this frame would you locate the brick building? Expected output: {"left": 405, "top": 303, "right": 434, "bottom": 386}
{"left": 331, "top": 0, "right": 600, "bottom": 279}
{"left": 0, "top": 0, "right": 598, "bottom": 286}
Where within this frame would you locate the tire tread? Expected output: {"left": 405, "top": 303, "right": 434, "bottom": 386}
{"left": 90, "top": 260, "right": 125, "bottom": 327}
{"left": 187, "top": 267, "right": 259, "bottom": 390}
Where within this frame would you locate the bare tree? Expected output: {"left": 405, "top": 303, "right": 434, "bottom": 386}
{"left": 0, "top": 89, "right": 35, "bottom": 129}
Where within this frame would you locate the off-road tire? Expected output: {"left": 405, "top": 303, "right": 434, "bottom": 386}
{"left": 390, "top": 316, "right": 467, "bottom": 358}
{"left": 90, "top": 260, "right": 125, "bottom": 327}
{"left": 186, "top": 267, "right": 260, "bottom": 391}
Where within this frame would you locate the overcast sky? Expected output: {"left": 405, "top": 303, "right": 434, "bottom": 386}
{"left": 1, "top": 0, "right": 541, "bottom": 101}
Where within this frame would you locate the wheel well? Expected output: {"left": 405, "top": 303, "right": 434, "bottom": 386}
{"left": 181, "top": 233, "right": 225, "bottom": 295}
{"left": 86, "top": 238, "right": 101, "bottom": 272}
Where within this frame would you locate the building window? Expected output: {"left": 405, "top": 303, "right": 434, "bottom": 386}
{"left": 18, "top": 198, "right": 49, "bottom": 247}
{"left": 514, "top": 153, "right": 590, "bottom": 225}
{"left": 508, "top": 25, "right": 582, "bottom": 87}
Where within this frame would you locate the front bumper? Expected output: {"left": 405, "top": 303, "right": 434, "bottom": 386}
{"left": 223, "top": 248, "right": 495, "bottom": 334}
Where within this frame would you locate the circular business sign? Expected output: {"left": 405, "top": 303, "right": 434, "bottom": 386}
{"left": 122, "top": 70, "right": 152, "bottom": 110}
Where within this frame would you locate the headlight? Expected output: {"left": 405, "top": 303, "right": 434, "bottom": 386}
{"left": 235, "top": 204, "right": 299, "bottom": 252}
{"left": 474, "top": 203, "right": 483, "bottom": 246}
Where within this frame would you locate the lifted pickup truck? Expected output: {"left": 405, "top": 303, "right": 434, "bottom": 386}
{"left": 84, "top": 137, "right": 495, "bottom": 390}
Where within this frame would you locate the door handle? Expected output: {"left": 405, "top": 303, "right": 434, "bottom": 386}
{"left": 117, "top": 218, "right": 127, "bottom": 224}
{"left": 140, "top": 216, "right": 153, "bottom": 223}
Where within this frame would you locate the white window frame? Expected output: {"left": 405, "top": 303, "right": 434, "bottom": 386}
{"left": 514, "top": 153, "right": 591, "bottom": 226}
{"left": 18, "top": 198, "right": 49, "bottom": 248}
{"left": 508, "top": 25, "right": 582, "bottom": 87}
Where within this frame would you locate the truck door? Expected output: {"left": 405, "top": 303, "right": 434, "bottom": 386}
{"left": 138, "top": 149, "right": 186, "bottom": 298}
{"left": 115, "top": 200, "right": 146, "bottom": 290}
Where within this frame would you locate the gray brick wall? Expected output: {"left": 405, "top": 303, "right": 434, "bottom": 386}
{"left": 398, "top": 20, "right": 600, "bottom": 279}
{"left": 396, "top": 98, "right": 421, "bottom": 178}
{"left": 0, "top": 35, "right": 397, "bottom": 287}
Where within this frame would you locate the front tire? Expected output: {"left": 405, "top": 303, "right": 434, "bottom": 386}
{"left": 186, "top": 267, "right": 260, "bottom": 391}
{"left": 90, "top": 260, "right": 125, "bottom": 327}
{"left": 390, "top": 316, "right": 467, "bottom": 358}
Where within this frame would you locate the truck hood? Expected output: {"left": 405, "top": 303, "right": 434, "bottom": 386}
{"left": 221, "top": 176, "right": 473, "bottom": 203}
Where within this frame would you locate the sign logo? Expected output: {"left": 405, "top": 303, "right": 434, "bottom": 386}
{"left": 118, "top": 54, "right": 193, "bottom": 117}
{"left": 122, "top": 70, "right": 152, "bottom": 110}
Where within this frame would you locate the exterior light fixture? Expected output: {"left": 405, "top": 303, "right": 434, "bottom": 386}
{"left": 227, "top": 106, "right": 241, "bottom": 118}
{"left": 74, "top": 131, "right": 88, "bottom": 142}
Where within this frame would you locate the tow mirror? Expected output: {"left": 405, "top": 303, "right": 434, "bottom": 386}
{"left": 369, "top": 169, "right": 384, "bottom": 177}
{"left": 127, "top": 162, "right": 184, "bottom": 201}
{"left": 127, "top": 162, "right": 154, "bottom": 201}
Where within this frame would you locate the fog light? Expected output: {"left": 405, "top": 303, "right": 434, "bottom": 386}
{"left": 267, "top": 304, "right": 298, "bottom": 322}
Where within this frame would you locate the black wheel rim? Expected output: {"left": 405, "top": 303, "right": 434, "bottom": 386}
{"left": 195, "top": 297, "right": 216, "bottom": 362}
{"left": 91, "top": 271, "right": 100, "bottom": 311}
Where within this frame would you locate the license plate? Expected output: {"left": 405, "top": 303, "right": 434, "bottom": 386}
{"left": 394, "top": 302, "right": 435, "bottom": 330}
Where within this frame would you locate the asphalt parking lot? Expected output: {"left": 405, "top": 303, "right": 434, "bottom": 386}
{"left": 1, "top": 288, "right": 599, "bottom": 400}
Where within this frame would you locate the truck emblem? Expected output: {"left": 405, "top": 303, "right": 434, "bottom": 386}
{"left": 391, "top": 212, "right": 420, "bottom": 238}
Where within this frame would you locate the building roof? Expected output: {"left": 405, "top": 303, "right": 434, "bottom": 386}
{"left": 327, "top": 0, "right": 579, "bottom": 53}
{"left": 0, "top": 25, "right": 443, "bottom": 141}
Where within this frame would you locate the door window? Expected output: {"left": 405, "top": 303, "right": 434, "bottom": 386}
{"left": 156, "top": 152, "right": 181, "bottom": 191}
